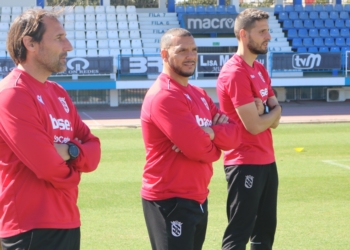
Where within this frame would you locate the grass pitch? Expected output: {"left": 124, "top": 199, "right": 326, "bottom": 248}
{"left": 78, "top": 123, "right": 350, "bottom": 250}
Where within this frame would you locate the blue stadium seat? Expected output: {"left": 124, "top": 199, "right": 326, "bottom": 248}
{"left": 206, "top": 5, "right": 216, "bottom": 14}
{"left": 297, "top": 47, "right": 307, "bottom": 52}
{"left": 314, "top": 37, "right": 324, "bottom": 47}
{"left": 336, "top": 37, "right": 346, "bottom": 46}
{"left": 341, "top": 46, "right": 350, "bottom": 53}
{"left": 216, "top": 5, "right": 226, "bottom": 14}
{"left": 175, "top": 5, "right": 185, "bottom": 13}
{"left": 196, "top": 5, "right": 206, "bottom": 14}
{"left": 330, "top": 28, "right": 340, "bottom": 37}
{"left": 285, "top": 5, "right": 294, "bottom": 12}
{"left": 346, "top": 38, "right": 350, "bottom": 46}
{"left": 299, "top": 12, "right": 309, "bottom": 20}
{"left": 309, "top": 11, "right": 319, "bottom": 20}
{"left": 325, "top": 37, "right": 335, "bottom": 46}
{"left": 319, "top": 46, "right": 329, "bottom": 52}
{"left": 335, "top": 20, "right": 345, "bottom": 28}
{"left": 319, "top": 11, "right": 329, "bottom": 20}
{"left": 283, "top": 20, "right": 293, "bottom": 30}
{"left": 315, "top": 4, "right": 324, "bottom": 12}
{"left": 334, "top": 4, "right": 343, "bottom": 12}
{"left": 304, "top": 5, "right": 314, "bottom": 12}
{"left": 324, "top": 4, "right": 333, "bottom": 12}
{"left": 319, "top": 28, "right": 330, "bottom": 37}
{"left": 227, "top": 5, "right": 237, "bottom": 14}
{"left": 304, "top": 20, "right": 314, "bottom": 29}
{"left": 325, "top": 19, "right": 335, "bottom": 28}
{"left": 329, "top": 11, "right": 339, "bottom": 20}
{"left": 292, "top": 38, "right": 303, "bottom": 48}
{"left": 309, "top": 28, "right": 319, "bottom": 38}
{"left": 346, "top": 20, "right": 350, "bottom": 28}
{"left": 345, "top": 4, "right": 350, "bottom": 12}
{"left": 278, "top": 12, "right": 289, "bottom": 21}
{"left": 294, "top": 5, "right": 304, "bottom": 12}
{"left": 341, "top": 28, "right": 350, "bottom": 37}
{"left": 289, "top": 11, "right": 299, "bottom": 20}
{"left": 274, "top": 4, "right": 284, "bottom": 14}
{"left": 303, "top": 38, "right": 313, "bottom": 46}
{"left": 314, "top": 19, "right": 324, "bottom": 28}
{"left": 293, "top": 20, "right": 303, "bottom": 29}
{"left": 340, "top": 11, "right": 349, "bottom": 20}
{"left": 287, "top": 28, "right": 298, "bottom": 39}
{"left": 330, "top": 47, "right": 340, "bottom": 52}
{"left": 298, "top": 29, "right": 309, "bottom": 38}
{"left": 308, "top": 47, "right": 318, "bottom": 52}
{"left": 186, "top": 5, "right": 195, "bottom": 13}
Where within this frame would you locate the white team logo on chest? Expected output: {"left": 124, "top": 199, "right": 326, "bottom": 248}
{"left": 37, "top": 95, "right": 44, "bottom": 104}
{"left": 201, "top": 97, "right": 210, "bottom": 110}
{"left": 245, "top": 175, "right": 254, "bottom": 189}
{"left": 184, "top": 93, "right": 192, "bottom": 101}
{"left": 171, "top": 221, "right": 183, "bottom": 237}
{"left": 58, "top": 97, "right": 69, "bottom": 113}
{"left": 258, "top": 71, "right": 265, "bottom": 83}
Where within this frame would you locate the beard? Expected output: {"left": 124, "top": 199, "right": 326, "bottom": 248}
{"left": 38, "top": 47, "right": 67, "bottom": 73}
{"left": 168, "top": 59, "right": 195, "bottom": 77}
{"left": 247, "top": 38, "right": 268, "bottom": 55}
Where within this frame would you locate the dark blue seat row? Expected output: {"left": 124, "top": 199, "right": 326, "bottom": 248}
{"left": 274, "top": 4, "right": 349, "bottom": 14}
{"left": 296, "top": 46, "right": 350, "bottom": 53}
{"left": 287, "top": 28, "right": 350, "bottom": 39}
{"left": 278, "top": 10, "right": 350, "bottom": 21}
{"left": 292, "top": 37, "right": 350, "bottom": 48}
{"left": 282, "top": 19, "right": 350, "bottom": 29}
{"left": 175, "top": 5, "right": 237, "bottom": 14}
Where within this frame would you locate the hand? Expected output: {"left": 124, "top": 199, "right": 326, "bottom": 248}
{"left": 172, "top": 144, "right": 181, "bottom": 153}
{"left": 201, "top": 126, "right": 215, "bottom": 140}
{"left": 212, "top": 113, "right": 229, "bottom": 125}
{"left": 254, "top": 98, "right": 264, "bottom": 115}
{"left": 54, "top": 143, "right": 70, "bottom": 161}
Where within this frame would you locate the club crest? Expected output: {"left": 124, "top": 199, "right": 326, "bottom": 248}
{"left": 184, "top": 94, "right": 192, "bottom": 101}
{"left": 171, "top": 220, "right": 182, "bottom": 237}
{"left": 201, "top": 97, "right": 210, "bottom": 110}
{"left": 37, "top": 95, "right": 44, "bottom": 104}
{"left": 58, "top": 97, "right": 69, "bottom": 113}
{"left": 245, "top": 175, "right": 254, "bottom": 189}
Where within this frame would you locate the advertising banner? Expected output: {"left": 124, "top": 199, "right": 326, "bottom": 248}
{"left": 182, "top": 14, "right": 238, "bottom": 34}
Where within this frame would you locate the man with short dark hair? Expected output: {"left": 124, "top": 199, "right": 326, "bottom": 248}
{"left": 0, "top": 8, "right": 101, "bottom": 250}
{"left": 217, "top": 8, "right": 282, "bottom": 250}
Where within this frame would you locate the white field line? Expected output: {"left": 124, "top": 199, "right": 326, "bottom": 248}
{"left": 82, "top": 112, "right": 101, "bottom": 126}
{"left": 322, "top": 160, "right": 350, "bottom": 170}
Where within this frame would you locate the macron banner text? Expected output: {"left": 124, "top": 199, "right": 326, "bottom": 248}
{"left": 182, "top": 14, "right": 238, "bottom": 34}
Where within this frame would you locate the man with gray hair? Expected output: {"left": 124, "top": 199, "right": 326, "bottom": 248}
{"left": 217, "top": 8, "right": 282, "bottom": 250}
{"left": 140, "top": 28, "right": 241, "bottom": 250}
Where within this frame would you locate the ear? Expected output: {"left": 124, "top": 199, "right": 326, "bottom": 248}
{"left": 22, "top": 36, "right": 36, "bottom": 51}
{"left": 161, "top": 48, "right": 168, "bottom": 62}
{"left": 239, "top": 29, "right": 247, "bottom": 40}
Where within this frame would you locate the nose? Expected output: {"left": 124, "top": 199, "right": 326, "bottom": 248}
{"left": 65, "top": 38, "right": 73, "bottom": 52}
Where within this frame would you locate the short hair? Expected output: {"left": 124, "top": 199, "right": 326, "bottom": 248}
{"left": 7, "top": 8, "right": 62, "bottom": 65}
{"left": 160, "top": 28, "right": 193, "bottom": 50}
{"left": 234, "top": 8, "right": 269, "bottom": 40}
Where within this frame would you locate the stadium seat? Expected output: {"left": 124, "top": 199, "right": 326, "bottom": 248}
{"left": 206, "top": 5, "right": 216, "bottom": 14}
{"left": 1, "top": 6, "right": 11, "bottom": 14}
{"left": 121, "top": 48, "right": 132, "bottom": 55}
{"left": 227, "top": 5, "right": 237, "bottom": 14}
{"left": 319, "top": 28, "right": 330, "bottom": 37}
{"left": 106, "top": 14, "right": 116, "bottom": 22}
{"left": 1, "top": 15, "right": 11, "bottom": 23}
{"left": 75, "top": 49, "right": 87, "bottom": 57}
{"left": 283, "top": 20, "right": 293, "bottom": 30}
{"left": 64, "top": 14, "right": 74, "bottom": 22}
{"left": 98, "top": 40, "right": 109, "bottom": 49}
{"left": 0, "top": 41, "right": 6, "bottom": 50}
{"left": 67, "top": 50, "right": 75, "bottom": 57}
{"left": 314, "top": 20, "right": 324, "bottom": 28}
{"left": 293, "top": 20, "right": 303, "bottom": 29}
{"left": 131, "top": 39, "right": 142, "bottom": 48}
{"left": 74, "top": 6, "right": 84, "bottom": 14}
{"left": 75, "top": 31, "right": 85, "bottom": 39}
{"left": 325, "top": 20, "right": 335, "bottom": 28}
{"left": 86, "top": 22, "right": 96, "bottom": 31}
{"left": 85, "top": 5, "right": 95, "bottom": 14}
{"left": 119, "top": 30, "right": 129, "bottom": 39}
{"left": 130, "top": 30, "right": 140, "bottom": 39}
{"left": 329, "top": 11, "right": 339, "bottom": 20}
{"left": 314, "top": 4, "right": 324, "bottom": 12}
{"left": 108, "top": 30, "right": 119, "bottom": 39}
{"left": 105, "top": 6, "right": 115, "bottom": 13}
{"left": 196, "top": 5, "right": 206, "bottom": 14}
{"left": 118, "top": 21, "right": 128, "bottom": 30}
{"left": 346, "top": 20, "right": 350, "bottom": 28}
{"left": 319, "top": 47, "right": 329, "bottom": 52}
{"left": 109, "top": 49, "right": 120, "bottom": 57}
{"left": 175, "top": 5, "right": 185, "bottom": 13}
{"left": 330, "top": 47, "right": 340, "bottom": 52}
{"left": 278, "top": 12, "right": 289, "bottom": 22}
{"left": 294, "top": 5, "right": 303, "bottom": 12}
{"left": 284, "top": 5, "right": 294, "bottom": 12}
{"left": 345, "top": 4, "right": 350, "bottom": 12}
{"left": 336, "top": 37, "right": 346, "bottom": 46}
{"left": 216, "top": 5, "right": 226, "bottom": 14}
{"left": 117, "top": 13, "right": 127, "bottom": 22}
{"left": 341, "top": 46, "right": 350, "bottom": 53}
{"left": 109, "top": 40, "right": 120, "bottom": 49}
{"left": 334, "top": 4, "right": 343, "bottom": 12}
{"left": 289, "top": 11, "right": 298, "bottom": 20}
{"left": 309, "top": 11, "right": 319, "bottom": 20}
{"left": 98, "top": 49, "right": 110, "bottom": 56}
{"left": 87, "top": 40, "right": 97, "bottom": 49}
{"left": 319, "top": 11, "right": 329, "bottom": 20}
{"left": 74, "top": 22, "right": 85, "bottom": 30}
{"left": 75, "top": 14, "right": 85, "bottom": 22}
{"left": 324, "top": 4, "right": 333, "bottom": 12}
{"left": 75, "top": 40, "right": 86, "bottom": 49}
{"left": 186, "top": 5, "right": 195, "bottom": 13}
{"left": 292, "top": 38, "right": 303, "bottom": 48}
{"left": 128, "top": 21, "right": 139, "bottom": 30}
{"left": 127, "top": 13, "right": 138, "bottom": 21}
{"left": 86, "top": 14, "right": 96, "bottom": 22}
{"left": 12, "top": 6, "right": 22, "bottom": 15}
{"left": 314, "top": 37, "right": 324, "bottom": 47}
{"left": 119, "top": 39, "right": 130, "bottom": 49}
{"left": 96, "top": 13, "right": 106, "bottom": 21}
{"left": 64, "top": 22, "right": 74, "bottom": 31}
{"left": 341, "top": 28, "right": 350, "bottom": 37}
{"left": 335, "top": 20, "right": 345, "bottom": 28}
{"left": 308, "top": 47, "right": 318, "bottom": 53}
{"left": 274, "top": 4, "right": 283, "bottom": 14}
{"left": 97, "top": 31, "right": 108, "bottom": 39}
{"left": 299, "top": 11, "right": 308, "bottom": 20}
{"left": 126, "top": 5, "right": 136, "bottom": 14}
{"left": 66, "top": 31, "right": 75, "bottom": 40}
{"left": 298, "top": 29, "right": 309, "bottom": 38}
{"left": 116, "top": 5, "right": 126, "bottom": 14}
{"left": 304, "top": 5, "right": 314, "bottom": 12}
{"left": 287, "top": 29, "right": 298, "bottom": 39}
{"left": 340, "top": 11, "right": 349, "bottom": 20}
{"left": 132, "top": 48, "right": 144, "bottom": 55}
{"left": 86, "top": 31, "right": 97, "bottom": 39}
{"left": 87, "top": 49, "right": 98, "bottom": 57}
{"left": 303, "top": 38, "right": 313, "bottom": 46}
{"left": 304, "top": 20, "right": 314, "bottom": 29}
{"left": 346, "top": 38, "right": 350, "bottom": 46}
{"left": 108, "top": 22, "right": 118, "bottom": 30}
{"left": 97, "top": 22, "right": 107, "bottom": 30}
{"left": 309, "top": 28, "right": 319, "bottom": 38}
{"left": 325, "top": 37, "right": 335, "bottom": 46}
{"left": 297, "top": 47, "right": 307, "bottom": 52}
{"left": 330, "top": 28, "right": 340, "bottom": 37}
